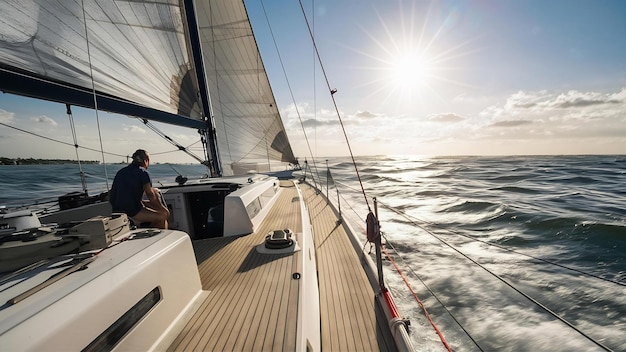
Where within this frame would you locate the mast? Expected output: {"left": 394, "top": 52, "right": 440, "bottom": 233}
{"left": 183, "top": 0, "right": 222, "bottom": 177}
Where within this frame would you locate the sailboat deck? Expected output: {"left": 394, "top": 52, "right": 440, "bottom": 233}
{"left": 167, "top": 181, "right": 393, "bottom": 351}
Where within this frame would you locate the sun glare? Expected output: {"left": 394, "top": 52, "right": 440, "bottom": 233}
{"left": 353, "top": 2, "right": 475, "bottom": 111}
{"left": 391, "top": 53, "right": 432, "bottom": 91}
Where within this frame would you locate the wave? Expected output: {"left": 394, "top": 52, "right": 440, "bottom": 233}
{"left": 442, "top": 200, "right": 504, "bottom": 214}
{"left": 486, "top": 174, "right": 535, "bottom": 182}
{"left": 546, "top": 175, "right": 599, "bottom": 184}
{"left": 488, "top": 186, "right": 540, "bottom": 194}
{"left": 494, "top": 234, "right": 532, "bottom": 246}
{"left": 570, "top": 221, "right": 626, "bottom": 243}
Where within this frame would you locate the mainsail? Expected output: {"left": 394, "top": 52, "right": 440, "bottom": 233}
{"left": 0, "top": 0, "right": 204, "bottom": 129}
{"left": 0, "top": 0, "right": 297, "bottom": 175}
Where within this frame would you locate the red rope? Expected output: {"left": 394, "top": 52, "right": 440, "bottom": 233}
{"left": 382, "top": 246, "right": 453, "bottom": 352}
{"left": 381, "top": 287, "right": 401, "bottom": 318}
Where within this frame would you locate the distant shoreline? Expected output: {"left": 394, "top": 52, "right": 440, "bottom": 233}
{"left": 0, "top": 157, "right": 101, "bottom": 165}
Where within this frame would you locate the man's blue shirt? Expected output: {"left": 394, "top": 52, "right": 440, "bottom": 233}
{"left": 110, "top": 163, "right": 151, "bottom": 217}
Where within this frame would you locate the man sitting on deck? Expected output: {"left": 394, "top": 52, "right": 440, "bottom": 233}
{"left": 109, "top": 149, "right": 170, "bottom": 229}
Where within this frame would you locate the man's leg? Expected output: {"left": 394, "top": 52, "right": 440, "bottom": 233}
{"left": 132, "top": 207, "right": 168, "bottom": 229}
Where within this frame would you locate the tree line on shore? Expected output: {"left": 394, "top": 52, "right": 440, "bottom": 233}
{"left": 0, "top": 157, "right": 101, "bottom": 165}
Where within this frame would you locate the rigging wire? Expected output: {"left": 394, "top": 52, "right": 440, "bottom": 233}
{"left": 259, "top": 0, "right": 323, "bottom": 187}
{"left": 323, "top": 179, "right": 474, "bottom": 348}
{"left": 81, "top": 0, "right": 109, "bottom": 191}
{"left": 335, "top": 178, "right": 623, "bottom": 287}
{"left": 417, "top": 225, "right": 614, "bottom": 351}
{"left": 66, "top": 107, "right": 79, "bottom": 150}
{"left": 208, "top": 0, "right": 232, "bottom": 170}
{"left": 258, "top": 0, "right": 620, "bottom": 339}
{"left": 137, "top": 118, "right": 205, "bottom": 164}
{"left": 330, "top": 177, "right": 618, "bottom": 351}
{"left": 150, "top": 139, "right": 203, "bottom": 157}
{"left": 0, "top": 122, "right": 126, "bottom": 159}
{"left": 379, "top": 198, "right": 625, "bottom": 287}
{"left": 324, "top": 168, "right": 456, "bottom": 350}
{"left": 250, "top": 3, "right": 612, "bottom": 348}
{"left": 382, "top": 244, "right": 454, "bottom": 352}
{"left": 312, "top": 0, "right": 317, "bottom": 156}
{"left": 65, "top": 105, "right": 88, "bottom": 194}
{"left": 381, "top": 235, "right": 484, "bottom": 352}
{"left": 297, "top": 0, "right": 371, "bottom": 212}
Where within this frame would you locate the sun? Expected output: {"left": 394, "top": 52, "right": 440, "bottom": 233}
{"left": 351, "top": 2, "right": 476, "bottom": 111}
{"left": 390, "top": 53, "right": 433, "bottom": 92}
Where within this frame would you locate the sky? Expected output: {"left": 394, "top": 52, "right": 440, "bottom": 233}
{"left": 1, "top": 0, "right": 625, "bottom": 164}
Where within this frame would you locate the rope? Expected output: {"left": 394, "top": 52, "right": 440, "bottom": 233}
{"left": 138, "top": 118, "right": 206, "bottom": 164}
{"left": 80, "top": 0, "right": 112, "bottom": 191}
{"left": 375, "top": 204, "right": 614, "bottom": 351}
{"left": 260, "top": 0, "right": 322, "bottom": 180}
{"left": 348, "top": 210, "right": 482, "bottom": 351}
{"left": 297, "top": 0, "right": 371, "bottom": 212}
{"left": 332, "top": 178, "right": 618, "bottom": 350}
{"left": 382, "top": 245, "right": 453, "bottom": 352}
{"left": 0, "top": 122, "right": 126, "bottom": 159}
{"left": 375, "top": 198, "right": 625, "bottom": 287}
{"left": 65, "top": 105, "right": 88, "bottom": 194}
{"left": 334, "top": 178, "right": 623, "bottom": 287}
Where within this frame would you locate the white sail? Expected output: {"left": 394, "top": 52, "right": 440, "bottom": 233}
{"left": 0, "top": 0, "right": 297, "bottom": 174}
{"left": 195, "top": 0, "right": 297, "bottom": 175}
{"left": 0, "top": 0, "right": 203, "bottom": 127}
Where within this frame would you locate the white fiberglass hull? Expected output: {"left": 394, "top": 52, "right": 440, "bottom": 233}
{"left": 0, "top": 229, "right": 204, "bottom": 351}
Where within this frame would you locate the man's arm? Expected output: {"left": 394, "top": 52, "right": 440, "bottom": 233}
{"left": 143, "top": 183, "right": 170, "bottom": 216}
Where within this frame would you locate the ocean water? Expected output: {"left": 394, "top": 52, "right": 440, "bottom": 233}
{"left": 1, "top": 155, "right": 624, "bottom": 351}
{"left": 323, "top": 155, "right": 625, "bottom": 352}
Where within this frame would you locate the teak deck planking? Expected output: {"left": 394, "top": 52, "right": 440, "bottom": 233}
{"left": 168, "top": 181, "right": 393, "bottom": 351}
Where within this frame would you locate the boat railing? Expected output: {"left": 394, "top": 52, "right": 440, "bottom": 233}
{"left": 304, "top": 166, "right": 415, "bottom": 352}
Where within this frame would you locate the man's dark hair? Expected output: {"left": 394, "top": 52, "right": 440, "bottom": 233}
{"left": 131, "top": 149, "right": 148, "bottom": 165}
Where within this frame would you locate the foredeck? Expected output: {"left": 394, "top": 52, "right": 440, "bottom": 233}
{"left": 167, "top": 181, "right": 394, "bottom": 351}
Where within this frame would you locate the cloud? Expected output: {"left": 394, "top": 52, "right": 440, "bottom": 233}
{"left": 430, "top": 113, "right": 465, "bottom": 123}
{"left": 480, "top": 88, "right": 626, "bottom": 128}
{"left": 285, "top": 87, "right": 626, "bottom": 156}
{"left": 503, "top": 89, "right": 624, "bottom": 111}
{"left": 171, "top": 133, "right": 196, "bottom": 141}
{"left": 354, "top": 110, "right": 378, "bottom": 118}
{"left": 123, "top": 124, "right": 146, "bottom": 133}
{"left": 32, "top": 115, "right": 58, "bottom": 126}
{"left": 504, "top": 90, "right": 548, "bottom": 109}
{"left": 0, "top": 109, "right": 15, "bottom": 123}
{"left": 301, "top": 118, "right": 340, "bottom": 128}
{"left": 548, "top": 90, "right": 623, "bottom": 109}
{"left": 489, "top": 120, "right": 533, "bottom": 127}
